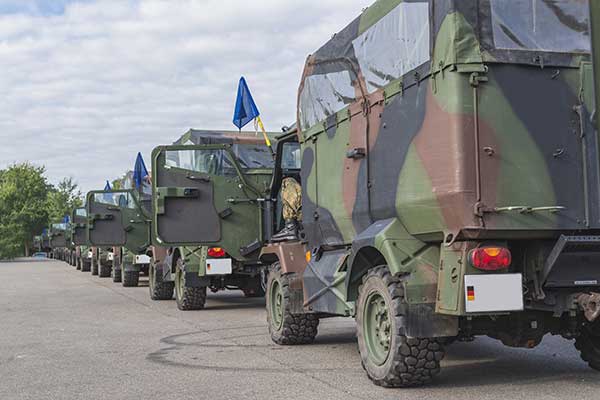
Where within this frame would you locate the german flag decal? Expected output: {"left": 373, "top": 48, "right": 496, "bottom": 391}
{"left": 467, "top": 286, "right": 475, "bottom": 302}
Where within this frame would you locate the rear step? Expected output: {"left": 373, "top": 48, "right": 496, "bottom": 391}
{"left": 538, "top": 236, "right": 600, "bottom": 295}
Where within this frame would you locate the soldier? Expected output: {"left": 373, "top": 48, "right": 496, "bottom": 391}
{"left": 271, "top": 177, "right": 302, "bottom": 242}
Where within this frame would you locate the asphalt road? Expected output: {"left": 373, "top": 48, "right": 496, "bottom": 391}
{"left": 1, "top": 258, "right": 599, "bottom": 400}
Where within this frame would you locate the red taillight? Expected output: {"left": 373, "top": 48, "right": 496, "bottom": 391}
{"left": 469, "top": 247, "right": 511, "bottom": 271}
{"left": 207, "top": 247, "right": 226, "bottom": 258}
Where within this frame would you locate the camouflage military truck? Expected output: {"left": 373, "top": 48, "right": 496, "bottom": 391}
{"left": 164, "top": 0, "right": 600, "bottom": 388}
{"left": 71, "top": 207, "right": 91, "bottom": 271}
{"left": 150, "top": 129, "right": 281, "bottom": 310}
{"left": 86, "top": 187, "right": 152, "bottom": 286}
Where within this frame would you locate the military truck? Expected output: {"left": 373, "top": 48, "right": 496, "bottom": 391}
{"left": 150, "top": 129, "right": 280, "bottom": 310}
{"left": 49, "top": 223, "right": 69, "bottom": 261}
{"left": 86, "top": 188, "right": 152, "bottom": 285}
{"left": 156, "top": 0, "right": 600, "bottom": 387}
{"left": 274, "top": 0, "right": 600, "bottom": 387}
{"left": 71, "top": 207, "right": 91, "bottom": 271}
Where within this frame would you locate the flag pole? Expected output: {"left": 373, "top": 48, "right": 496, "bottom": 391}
{"left": 256, "top": 116, "right": 274, "bottom": 157}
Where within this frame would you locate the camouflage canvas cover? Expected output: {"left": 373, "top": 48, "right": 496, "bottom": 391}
{"left": 297, "top": 0, "right": 594, "bottom": 254}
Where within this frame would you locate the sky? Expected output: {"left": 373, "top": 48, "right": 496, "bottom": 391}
{"left": 0, "top": 0, "right": 372, "bottom": 194}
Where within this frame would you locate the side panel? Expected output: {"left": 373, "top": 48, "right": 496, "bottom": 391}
{"left": 153, "top": 145, "right": 272, "bottom": 261}
{"left": 72, "top": 209, "right": 87, "bottom": 246}
{"left": 50, "top": 230, "right": 67, "bottom": 248}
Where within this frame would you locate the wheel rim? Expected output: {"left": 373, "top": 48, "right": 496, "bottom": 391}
{"left": 363, "top": 290, "right": 392, "bottom": 366}
{"left": 269, "top": 279, "right": 284, "bottom": 330}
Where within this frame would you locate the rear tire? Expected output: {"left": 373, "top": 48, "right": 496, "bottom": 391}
{"left": 98, "top": 260, "right": 111, "bottom": 278}
{"left": 266, "top": 262, "right": 319, "bottom": 345}
{"left": 149, "top": 261, "right": 174, "bottom": 300}
{"left": 575, "top": 322, "right": 600, "bottom": 370}
{"left": 122, "top": 269, "right": 139, "bottom": 287}
{"left": 91, "top": 258, "right": 98, "bottom": 275}
{"left": 356, "top": 266, "right": 445, "bottom": 388}
{"left": 81, "top": 259, "right": 91, "bottom": 272}
{"left": 112, "top": 265, "right": 122, "bottom": 283}
{"left": 174, "top": 260, "right": 206, "bottom": 310}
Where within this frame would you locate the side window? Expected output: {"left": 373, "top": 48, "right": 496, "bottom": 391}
{"left": 489, "top": 0, "right": 590, "bottom": 53}
{"left": 281, "top": 143, "right": 301, "bottom": 170}
{"left": 299, "top": 71, "right": 356, "bottom": 131}
{"left": 352, "top": 1, "right": 430, "bottom": 93}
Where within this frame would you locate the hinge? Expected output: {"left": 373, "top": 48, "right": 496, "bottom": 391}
{"left": 470, "top": 72, "right": 488, "bottom": 87}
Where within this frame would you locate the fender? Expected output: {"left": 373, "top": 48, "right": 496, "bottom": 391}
{"left": 345, "top": 218, "right": 457, "bottom": 337}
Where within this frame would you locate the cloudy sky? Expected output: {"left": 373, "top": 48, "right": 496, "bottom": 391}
{"left": 0, "top": 0, "right": 372, "bottom": 193}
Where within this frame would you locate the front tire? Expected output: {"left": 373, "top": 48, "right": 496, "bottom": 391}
{"left": 174, "top": 259, "right": 205, "bottom": 310}
{"left": 356, "top": 266, "right": 445, "bottom": 388}
{"left": 149, "top": 261, "right": 174, "bottom": 300}
{"left": 266, "top": 262, "right": 319, "bottom": 345}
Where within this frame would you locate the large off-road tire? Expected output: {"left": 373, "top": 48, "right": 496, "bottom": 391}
{"left": 122, "top": 269, "right": 140, "bottom": 287}
{"left": 149, "top": 261, "right": 174, "bottom": 300}
{"left": 356, "top": 266, "right": 445, "bottom": 388}
{"left": 91, "top": 258, "right": 99, "bottom": 275}
{"left": 98, "top": 260, "right": 111, "bottom": 278}
{"left": 266, "top": 262, "right": 319, "bottom": 345}
{"left": 112, "top": 264, "right": 122, "bottom": 283}
{"left": 81, "top": 259, "right": 91, "bottom": 272}
{"left": 174, "top": 260, "right": 206, "bottom": 310}
{"left": 575, "top": 322, "right": 600, "bottom": 370}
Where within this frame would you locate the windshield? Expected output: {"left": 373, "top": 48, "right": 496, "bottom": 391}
{"left": 165, "top": 144, "right": 274, "bottom": 176}
{"left": 93, "top": 192, "right": 135, "bottom": 209}
{"left": 490, "top": 0, "right": 590, "bottom": 53}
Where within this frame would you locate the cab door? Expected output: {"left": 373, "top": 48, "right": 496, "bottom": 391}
{"left": 86, "top": 190, "right": 127, "bottom": 246}
{"left": 152, "top": 144, "right": 272, "bottom": 261}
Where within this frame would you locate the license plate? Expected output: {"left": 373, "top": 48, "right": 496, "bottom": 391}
{"left": 206, "top": 258, "right": 232, "bottom": 275}
{"left": 135, "top": 254, "right": 151, "bottom": 264}
{"left": 464, "top": 274, "right": 523, "bottom": 313}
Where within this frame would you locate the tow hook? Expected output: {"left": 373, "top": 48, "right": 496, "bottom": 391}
{"left": 577, "top": 293, "right": 600, "bottom": 322}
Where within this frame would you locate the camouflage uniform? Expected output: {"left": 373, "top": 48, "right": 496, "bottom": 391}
{"left": 281, "top": 177, "right": 302, "bottom": 221}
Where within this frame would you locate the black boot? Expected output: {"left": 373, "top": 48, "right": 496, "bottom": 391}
{"left": 271, "top": 220, "right": 299, "bottom": 242}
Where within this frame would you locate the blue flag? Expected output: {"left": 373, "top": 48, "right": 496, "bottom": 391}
{"left": 102, "top": 180, "right": 113, "bottom": 203}
{"left": 233, "top": 77, "right": 260, "bottom": 130}
{"left": 63, "top": 215, "right": 70, "bottom": 224}
{"left": 133, "top": 152, "right": 149, "bottom": 189}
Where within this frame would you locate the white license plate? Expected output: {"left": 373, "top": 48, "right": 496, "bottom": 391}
{"left": 135, "top": 254, "right": 151, "bottom": 264}
{"left": 465, "top": 274, "right": 523, "bottom": 313}
{"left": 206, "top": 258, "right": 232, "bottom": 275}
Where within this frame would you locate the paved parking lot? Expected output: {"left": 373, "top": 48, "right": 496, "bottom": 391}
{"left": 1, "top": 258, "right": 599, "bottom": 400}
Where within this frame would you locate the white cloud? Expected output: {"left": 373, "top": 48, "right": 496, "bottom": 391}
{"left": 0, "top": 0, "right": 371, "bottom": 193}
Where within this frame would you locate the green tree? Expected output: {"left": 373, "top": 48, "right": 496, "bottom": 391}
{"left": 46, "top": 177, "right": 83, "bottom": 223}
{"left": 0, "top": 163, "right": 50, "bottom": 258}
